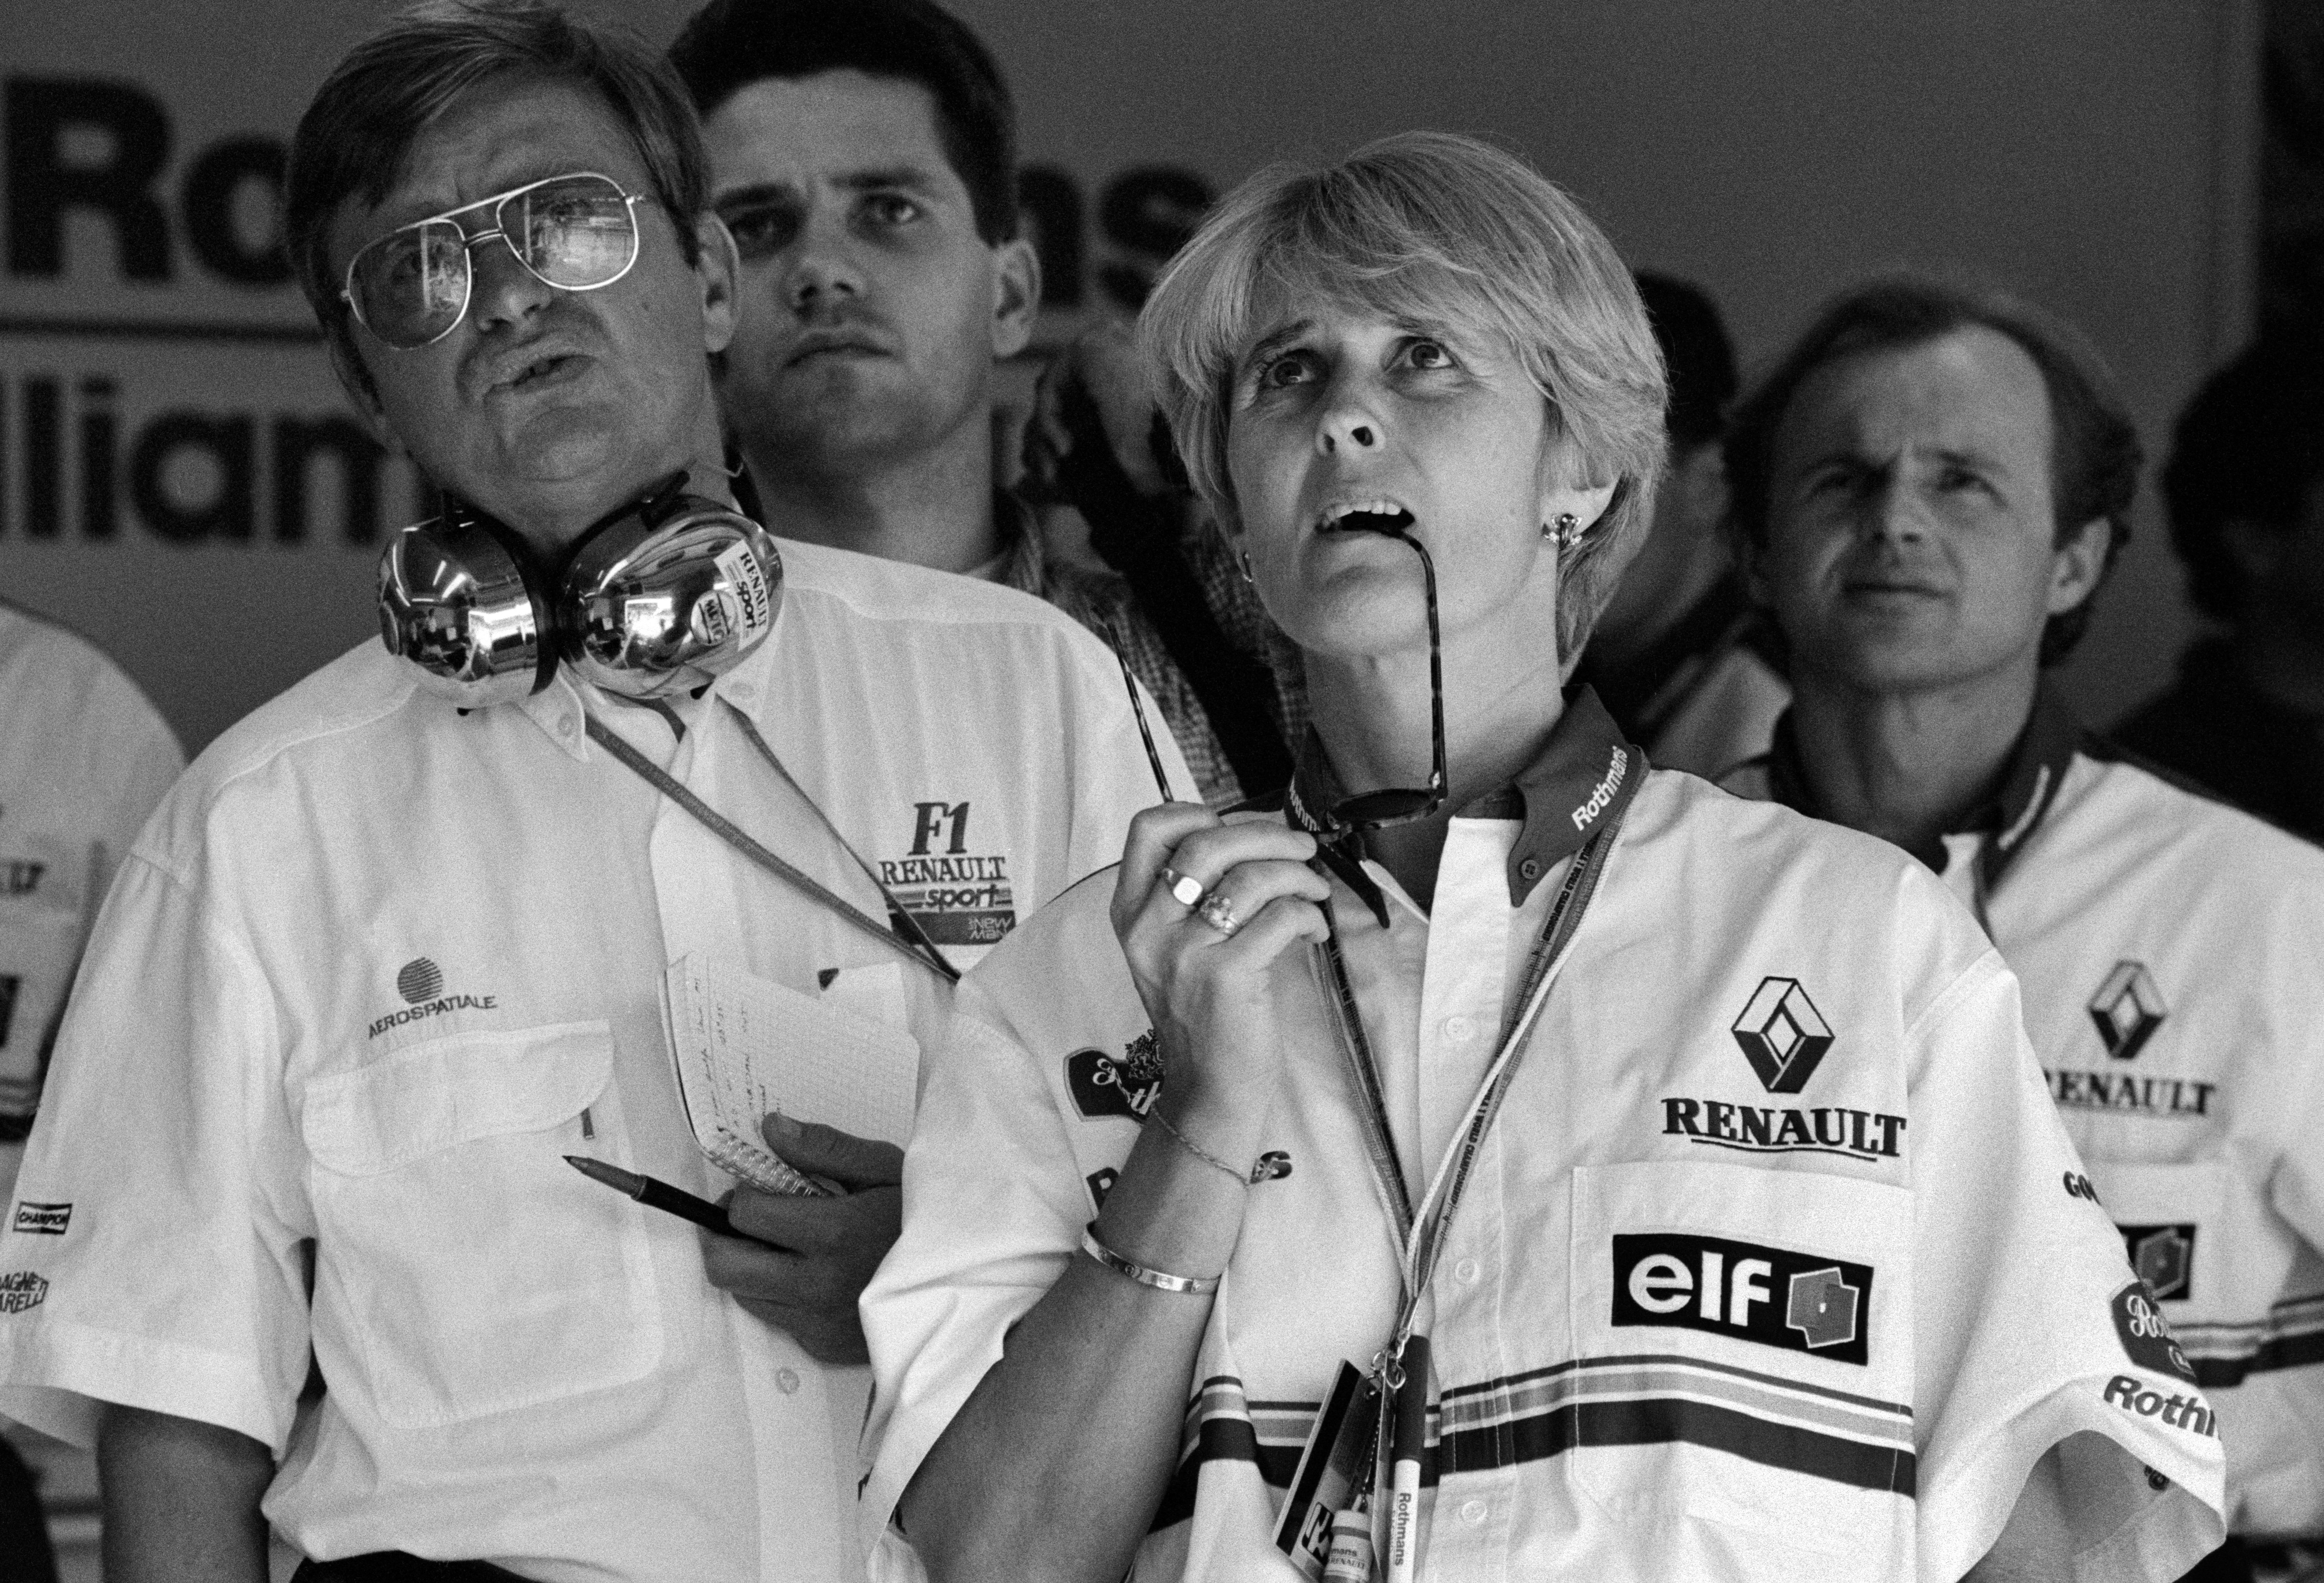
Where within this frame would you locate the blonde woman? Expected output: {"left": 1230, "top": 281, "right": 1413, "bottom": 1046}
{"left": 860, "top": 133, "right": 2226, "bottom": 1583}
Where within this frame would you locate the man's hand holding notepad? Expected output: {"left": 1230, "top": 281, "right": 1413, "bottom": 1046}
{"left": 664, "top": 954, "right": 920, "bottom": 1197}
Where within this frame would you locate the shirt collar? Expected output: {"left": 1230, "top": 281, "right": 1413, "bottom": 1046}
{"left": 515, "top": 670, "right": 593, "bottom": 763}
{"left": 1766, "top": 683, "right": 2081, "bottom": 890}
{"left": 1284, "top": 685, "right": 1644, "bottom": 924}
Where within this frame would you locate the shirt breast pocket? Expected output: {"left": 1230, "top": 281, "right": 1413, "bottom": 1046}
{"left": 1565, "top": 1160, "right": 1916, "bottom": 1578}
{"left": 299, "top": 1022, "right": 663, "bottom": 1430}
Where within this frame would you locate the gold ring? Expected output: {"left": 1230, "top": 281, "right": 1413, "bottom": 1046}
{"left": 1197, "top": 890, "right": 1241, "bottom": 937}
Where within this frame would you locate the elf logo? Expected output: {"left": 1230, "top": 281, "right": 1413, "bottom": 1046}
{"left": 1612, "top": 1232, "right": 1873, "bottom": 1365}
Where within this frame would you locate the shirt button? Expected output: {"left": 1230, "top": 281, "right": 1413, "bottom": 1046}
{"left": 727, "top": 681, "right": 754, "bottom": 702}
{"left": 555, "top": 715, "right": 574, "bottom": 738}
{"left": 1461, "top": 1499, "right": 1488, "bottom": 1524}
{"left": 1442, "top": 1015, "right": 1476, "bottom": 1042}
{"left": 1455, "top": 1257, "right": 1481, "bottom": 1284}
{"left": 1517, "top": 857, "right": 1542, "bottom": 882}
{"left": 776, "top": 1368, "right": 801, "bottom": 1394}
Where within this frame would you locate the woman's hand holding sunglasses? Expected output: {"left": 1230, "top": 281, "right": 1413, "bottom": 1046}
{"left": 1111, "top": 805, "right": 1330, "bottom": 1154}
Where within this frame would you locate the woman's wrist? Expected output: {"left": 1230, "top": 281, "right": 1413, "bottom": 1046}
{"left": 1093, "top": 1095, "right": 1259, "bottom": 1282}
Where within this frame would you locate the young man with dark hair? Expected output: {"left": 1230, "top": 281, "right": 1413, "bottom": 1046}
{"left": 1723, "top": 278, "right": 2324, "bottom": 1583}
{"left": 0, "top": 3, "right": 1183, "bottom": 1577}
{"left": 667, "top": 0, "right": 1295, "bottom": 805}
{"left": 2113, "top": 336, "right": 2324, "bottom": 840}
{"left": 1578, "top": 271, "right": 1787, "bottom": 777}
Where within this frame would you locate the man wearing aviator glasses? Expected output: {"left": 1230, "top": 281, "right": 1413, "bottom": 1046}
{"left": 0, "top": 2, "right": 1186, "bottom": 1578}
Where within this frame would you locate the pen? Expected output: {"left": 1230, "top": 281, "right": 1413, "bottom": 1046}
{"left": 565, "top": 1154, "right": 736, "bottom": 1235}
{"left": 1100, "top": 616, "right": 1178, "bottom": 803}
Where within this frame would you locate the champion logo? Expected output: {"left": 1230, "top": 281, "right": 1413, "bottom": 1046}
{"left": 368, "top": 957, "right": 497, "bottom": 1039}
{"left": 2088, "top": 961, "right": 2167, "bottom": 1060}
{"left": 10, "top": 1202, "right": 70, "bottom": 1236}
{"left": 1731, "top": 977, "right": 1834, "bottom": 1094}
{"left": 398, "top": 957, "right": 444, "bottom": 1004}
{"left": 1569, "top": 746, "right": 1628, "bottom": 832}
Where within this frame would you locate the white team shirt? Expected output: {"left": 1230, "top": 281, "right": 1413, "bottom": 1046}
{"left": 1729, "top": 692, "right": 2324, "bottom": 1539}
{"left": 863, "top": 693, "right": 2227, "bottom": 1583}
{"left": 0, "top": 604, "right": 182, "bottom": 1192}
{"left": 0, "top": 538, "right": 1190, "bottom": 1580}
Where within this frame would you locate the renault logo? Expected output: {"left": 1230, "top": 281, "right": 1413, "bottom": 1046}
{"left": 2088, "top": 961, "right": 2167, "bottom": 1061}
{"left": 1731, "top": 977, "right": 1834, "bottom": 1094}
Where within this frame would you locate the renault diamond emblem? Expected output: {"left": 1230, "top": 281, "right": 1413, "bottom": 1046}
{"left": 2088, "top": 961, "right": 2167, "bottom": 1061}
{"left": 1731, "top": 977, "right": 1834, "bottom": 1094}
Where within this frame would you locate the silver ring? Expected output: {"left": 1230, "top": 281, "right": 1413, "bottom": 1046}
{"left": 1196, "top": 890, "right": 1241, "bottom": 937}
{"left": 1159, "top": 865, "right": 1205, "bottom": 909}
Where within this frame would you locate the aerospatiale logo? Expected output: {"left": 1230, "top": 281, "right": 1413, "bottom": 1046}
{"left": 367, "top": 957, "right": 498, "bottom": 1039}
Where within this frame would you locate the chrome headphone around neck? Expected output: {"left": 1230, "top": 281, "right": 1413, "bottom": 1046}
{"left": 378, "top": 469, "right": 782, "bottom": 708}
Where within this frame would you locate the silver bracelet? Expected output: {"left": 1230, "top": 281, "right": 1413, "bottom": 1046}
{"left": 1080, "top": 1222, "right": 1222, "bottom": 1295}
{"left": 1148, "top": 1104, "right": 1256, "bottom": 1187}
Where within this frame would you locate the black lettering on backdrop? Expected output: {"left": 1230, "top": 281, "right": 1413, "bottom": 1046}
{"left": 131, "top": 412, "right": 253, "bottom": 541}
{"left": 271, "top": 416, "right": 381, "bottom": 543}
{"left": 181, "top": 137, "right": 289, "bottom": 285}
{"left": 6, "top": 77, "right": 172, "bottom": 280}
{"left": 24, "top": 378, "right": 62, "bottom": 537}
{"left": 3, "top": 373, "right": 398, "bottom": 545}
{"left": 79, "top": 376, "right": 116, "bottom": 538}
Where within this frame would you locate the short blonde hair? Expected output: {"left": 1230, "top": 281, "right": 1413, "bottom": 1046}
{"left": 1139, "top": 131, "right": 1667, "bottom": 664}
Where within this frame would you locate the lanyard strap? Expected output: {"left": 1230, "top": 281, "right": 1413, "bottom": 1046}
{"left": 583, "top": 703, "right": 961, "bottom": 985}
{"left": 1321, "top": 801, "right": 1630, "bottom": 1356}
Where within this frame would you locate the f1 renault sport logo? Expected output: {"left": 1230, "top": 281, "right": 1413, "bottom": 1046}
{"left": 2088, "top": 961, "right": 2167, "bottom": 1060}
{"left": 1613, "top": 1232, "right": 1872, "bottom": 1365}
{"left": 1731, "top": 978, "right": 1834, "bottom": 1094}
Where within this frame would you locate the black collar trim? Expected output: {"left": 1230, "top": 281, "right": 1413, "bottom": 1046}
{"left": 1765, "top": 685, "right": 2082, "bottom": 891}
{"left": 1283, "top": 687, "right": 1646, "bottom": 925}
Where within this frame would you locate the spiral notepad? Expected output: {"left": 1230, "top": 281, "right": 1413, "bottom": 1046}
{"left": 663, "top": 954, "right": 920, "bottom": 1196}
